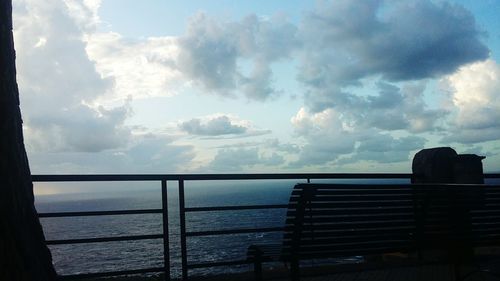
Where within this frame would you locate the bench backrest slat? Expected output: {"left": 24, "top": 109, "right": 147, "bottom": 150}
{"left": 283, "top": 184, "right": 417, "bottom": 259}
{"left": 281, "top": 183, "right": 500, "bottom": 260}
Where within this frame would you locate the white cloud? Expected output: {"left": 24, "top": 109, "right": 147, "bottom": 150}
{"left": 443, "top": 59, "right": 500, "bottom": 143}
{"left": 179, "top": 114, "right": 271, "bottom": 138}
{"left": 86, "top": 32, "right": 184, "bottom": 100}
{"left": 62, "top": 0, "right": 101, "bottom": 30}
{"left": 290, "top": 108, "right": 358, "bottom": 166}
{"left": 14, "top": 0, "right": 133, "bottom": 153}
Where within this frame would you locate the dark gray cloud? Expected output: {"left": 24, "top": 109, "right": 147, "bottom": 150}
{"left": 299, "top": 0, "right": 489, "bottom": 85}
{"left": 298, "top": 0, "right": 489, "bottom": 139}
{"left": 363, "top": 83, "right": 447, "bottom": 133}
{"left": 176, "top": 13, "right": 299, "bottom": 100}
{"left": 305, "top": 82, "right": 446, "bottom": 133}
{"left": 442, "top": 128, "right": 500, "bottom": 145}
{"left": 346, "top": 134, "right": 426, "bottom": 164}
{"left": 290, "top": 108, "right": 427, "bottom": 167}
{"left": 290, "top": 137, "right": 357, "bottom": 167}
{"left": 179, "top": 115, "right": 247, "bottom": 136}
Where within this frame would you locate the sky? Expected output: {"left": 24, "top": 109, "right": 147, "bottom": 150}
{"left": 11, "top": 0, "right": 500, "bottom": 190}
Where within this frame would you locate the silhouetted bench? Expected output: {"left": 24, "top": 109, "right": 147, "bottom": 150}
{"left": 247, "top": 183, "right": 500, "bottom": 281}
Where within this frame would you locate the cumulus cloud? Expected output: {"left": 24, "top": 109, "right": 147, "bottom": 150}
{"left": 86, "top": 32, "right": 183, "bottom": 100}
{"left": 25, "top": 104, "right": 131, "bottom": 152}
{"left": 28, "top": 135, "right": 196, "bottom": 174}
{"left": 290, "top": 107, "right": 427, "bottom": 167}
{"left": 204, "top": 147, "right": 284, "bottom": 172}
{"left": 179, "top": 115, "right": 247, "bottom": 136}
{"left": 263, "top": 138, "right": 301, "bottom": 154}
{"left": 176, "top": 13, "right": 298, "bottom": 100}
{"left": 299, "top": 0, "right": 488, "bottom": 86}
{"left": 14, "top": 0, "right": 110, "bottom": 107}
{"left": 179, "top": 114, "right": 270, "bottom": 138}
{"left": 290, "top": 108, "right": 358, "bottom": 166}
{"left": 14, "top": 0, "right": 134, "bottom": 153}
{"left": 13, "top": 0, "right": 497, "bottom": 172}
{"left": 310, "top": 82, "right": 446, "bottom": 132}
{"left": 442, "top": 59, "right": 500, "bottom": 143}
{"left": 298, "top": 0, "right": 489, "bottom": 142}
{"left": 341, "top": 134, "right": 426, "bottom": 164}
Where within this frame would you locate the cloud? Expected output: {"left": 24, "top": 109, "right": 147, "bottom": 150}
{"left": 203, "top": 147, "right": 284, "bottom": 172}
{"left": 290, "top": 108, "right": 358, "bottom": 166}
{"left": 442, "top": 59, "right": 500, "bottom": 143}
{"left": 298, "top": 0, "right": 489, "bottom": 139}
{"left": 299, "top": 0, "right": 488, "bottom": 86}
{"left": 28, "top": 135, "right": 196, "bottom": 174}
{"left": 25, "top": 104, "right": 131, "bottom": 152}
{"left": 14, "top": 0, "right": 111, "bottom": 107}
{"left": 290, "top": 107, "right": 427, "bottom": 167}
{"left": 14, "top": 0, "right": 498, "bottom": 172}
{"left": 14, "top": 0, "right": 133, "bottom": 153}
{"left": 352, "top": 82, "right": 445, "bottom": 133}
{"left": 263, "top": 139, "right": 301, "bottom": 154}
{"left": 179, "top": 115, "right": 247, "bottom": 136}
{"left": 342, "top": 134, "right": 426, "bottom": 164}
{"left": 86, "top": 32, "right": 183, "bottom": 100}
{"left": 179, "top": 114, "right": 271, "bottom": 138}
{"left": 176, "top": 13, "right": 299, "bottom": 100}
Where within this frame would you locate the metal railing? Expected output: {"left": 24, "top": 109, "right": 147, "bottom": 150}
{"left": 33, "top": 173, "right": 500, "bottom": 280}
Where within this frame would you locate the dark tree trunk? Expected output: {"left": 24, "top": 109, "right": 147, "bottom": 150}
{"left": 1, "top": 1, "right": 58, "bottom": 280}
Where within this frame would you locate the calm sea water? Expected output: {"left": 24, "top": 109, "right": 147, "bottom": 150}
{"left": 37, "top": 178, "right": 497, "bottom": 278}
{"left": 35, "top": 180, "right": 301, "bottom": 278}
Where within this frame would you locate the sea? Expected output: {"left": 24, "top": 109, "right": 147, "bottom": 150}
{"left": 34, "top": 178, "right": 498, "bottom": 278}
{"left": 35, "top": 179, "right": 301, "bottom": 278}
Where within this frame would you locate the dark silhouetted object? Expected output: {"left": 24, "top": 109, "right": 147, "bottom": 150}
{"left": 0, "top": 1, "right": 57, "bottom": 280}
{"left": 454, "top": 154, "right": 486, "bottom": 184}
{"left": 247, "top": 183, "right": 500, "bottom": 281}
{"left": 411, "top": 147, "right": 486, "bottom": 280}
{"left": 411, "top": 147, "right": 485, "bottom": 184}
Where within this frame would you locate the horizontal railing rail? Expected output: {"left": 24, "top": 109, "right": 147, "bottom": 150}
{"left": 33, "top": 173, "right": 500, "bottom": 281}
{"left": 46, "top": 234, "right": 164, "bottom": 245}
{"left": 60, "top": 267, "right": 166, "bottom": 281}
{"left": 39, "top": 208, "right": 163, "bottom": 218}
{"left": 32, "top": 173, "right": 416, "bottom": 182}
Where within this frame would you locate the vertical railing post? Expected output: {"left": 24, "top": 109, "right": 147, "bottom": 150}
{"left": 161, "top": 180, "right": 170, "bottom": 281}
{"left": 178, "top": 179, "right": 188, "bottom": 281}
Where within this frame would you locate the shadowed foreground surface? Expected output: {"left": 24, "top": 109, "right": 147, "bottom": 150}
{"left": 84, "top": 260, "right": 500, "bottom": 281}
